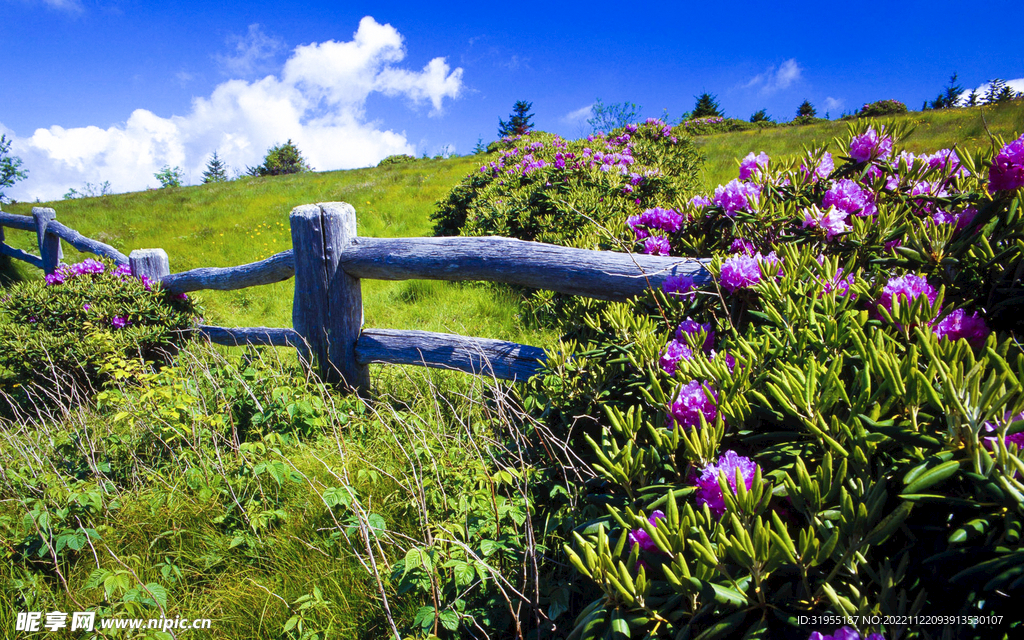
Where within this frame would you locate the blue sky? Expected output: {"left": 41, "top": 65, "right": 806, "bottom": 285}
{"left": 2, "top": 0, "right": 1022, "bottom": 201}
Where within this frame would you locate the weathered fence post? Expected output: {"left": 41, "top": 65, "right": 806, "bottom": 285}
{"left": 129, "top": 248, "right": 170, "bottom": 282}
{"left": 290, "top": 202, "right": 369, "bottom": 393}
{"left": 32, "top": 207, "right": 62, "bottom": 274}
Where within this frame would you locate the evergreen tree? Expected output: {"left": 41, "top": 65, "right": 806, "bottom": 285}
{"left": 984, "top": 79, "right": 1015, "bottom": 104}
{"left": 929, "top": 73, "right": 964, "bottom": 109}
{"left": 691, "top": 92, "right": 723, "bottom": 118}
{"left": 497, "top": 101, "right": 535, "bottom": 138}
{"left": 749, "top": 109, "right": 770, "bottom": 123}
{"left": 202, "top": 151, "right": 229, "bottom": 183}
{"left": 796, "top": 100, "right": 816, "bottom": 118}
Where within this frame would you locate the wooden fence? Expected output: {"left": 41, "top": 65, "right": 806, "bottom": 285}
{"left": 1, "top": 203, "right": 712, "bottom": 392}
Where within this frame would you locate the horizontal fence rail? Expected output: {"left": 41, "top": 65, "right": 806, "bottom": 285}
{"left": 1, "top": 202, "right": 714, "bottom": 391}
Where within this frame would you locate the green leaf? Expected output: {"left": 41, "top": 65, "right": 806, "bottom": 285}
{"left": 903, "top": 459, "right": 961, "bottom": 495}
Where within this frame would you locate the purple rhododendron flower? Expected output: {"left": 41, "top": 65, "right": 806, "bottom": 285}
{"left": 690, "top": 194, "right": 713, "bottom": 208}
{"left": 44, "top": 271, "right": 65, "bottom": 286}
{"left": 730, "top": 237, "right": 756, "bottom": 254}
{"left": 849, "top": 128, "right": 893, "bottom": 163}
{"left": 930, "top": 206, "right": 976, "bottom": 232}
{"left": 111, "top": 316, "right": 130, "bottom": 329}
{"left": 988, "top": 133, "right": 1024, "bottom": 192}
{"left": 669, "top": 380, "right": 718, "bottom": 430}
{"left": 803, "top": 205, "right": 852, "bottom": 240}
{"left": 627, "top": 510, "right": 666, "bottom": 554}
{"left": 982, "top": 412, "right": 1024, "bottom": 452}
{"left": 933, "top": 309, "right": 989, "bottom": 347}
{"left": 627, "top": 214, "right": 650, "bottom": 240}
{"left": 662, "top": 275, "right": 696, "bottom": 299}
{"left": 801, "top": 152, "right": 834, "bottom": 182}
{"left": 641, "top": 207, "right": 684, "bottom": 233}
{"left": 713, "top": 179, "right": 760, "bottom": 215}
{"left": 738, "top": 151, "right": 770, "bottom": 180}
{"left": 82, "top": 303, "right": 91, "bottom": 311}
{"left": 823, "top": 179, "right": 877, "bottom": 217}
{"left": 114, "top": 264, "right": 133, "bottom": 277}
{"left": 676, "top": 318, "right": 714, "bottom": 353}
{"left": 77, "top": 259, "right": 106, "bottom": 275}
{"left": 644, "top": 235, "right": 672, "bottom": 256}
{"left": 875, "top": 275, "right": 937, "bottom": 319}
{"left": 660, "top": 340, "right": 693, "bottom": 376}
{"left": 696, "top": 450, "right": 757, "bottom": 516}
{"left": 720, "top": 254, "right": 761, "bottom": 293}
{"left": 925, "top": 148, "right": 967, "bottom": 178}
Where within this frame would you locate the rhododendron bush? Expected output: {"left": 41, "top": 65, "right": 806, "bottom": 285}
{"left": 530, "top": 122, "right": 1024, "bottom": 639}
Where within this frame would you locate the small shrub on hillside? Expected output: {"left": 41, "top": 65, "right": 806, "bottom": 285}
{"left": 681, "top": 116, "right": 775, "bottom": 136}
{"left": 377, "top": 154, "right": 417, "bottom": 167}
{"left": 792, "top": 114, "right": 828, "bottom": 126}
{"left": 432, "top": 121, "right": 703, "bottom": 248}
{"left": 526, "top": 123, "right": 1024, "bottom": 639}
{"left": 247, "top": 139, "right": 312, "bottom": 177}
{"left": 857, "top": 99, "right": 908, "bottom": 118}
{"left": 0, "top": 258, "right": 199, "bottom": 415}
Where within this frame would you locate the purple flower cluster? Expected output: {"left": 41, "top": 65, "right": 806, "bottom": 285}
{"left": 982, "top": 412, "right": 1024, "bottom": 452}
{"left": 111, "top": 316, "right": 130, "bottom": 329}
{"left": 660, "top": 339, "right": 693, "bottom": 375}
{"left": 695, "top": 450, "right": 757, "bottom": 516}
{"left": 669, "top": 380, "right": 718, "bottom": 430}
{"left": 809, "top": 627, "right": 884, "bottom": 640}
{"left": 683, "top": 116, "right": 724, "bottom": 128}
{"left": 875, "top": 275, "right": 937, "bottom": 318}
{"left": 801, "top": 151, "right": 835, "bottom": 182}
{"left": 930, "top": 206, "right": 976, "bottom": 232}
{"left": 989, "top": 133, "right": 1024, "bottom": 192}
{"left": 44, "top": 259, "right": 108, "bottom": 285}
{"left": 849, "top": 127, "right": 893, "bottom": 163}
{"left": 644, "top": 236, "right": 672, "bottom": 255}
{"left": 627, "top": 510, "right": 667, "bottom": 554}
{"left": 660, "top": 318, "right": 714, "bottom": 375}
{"left": 627, "top": 207, "right": 685, "bottom": 240}
{"left": 823, "top": 179, "right": 877, "bottom": 217}
{"left": 738, "top": 151, "right": 770, "bottom": 180}
{"left": 713, "top": 179, "right": 760, "bottom": 215}
{"left": 933, "top": 308, "right": 989, "bottom": 347}
{"left": 802, "top": 205, "right": 851, "bottom": 240}
{"left": 676, "top": 317, "right": 715, "bottom": 353}
{"left": 662, "top": 275, "right": 696, "bottom": 299}
{"left": 720, "top": 252, "right": 780, "bottom": 293}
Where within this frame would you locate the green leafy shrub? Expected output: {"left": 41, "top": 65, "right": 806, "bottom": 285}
{"left": 377, "top": 154, "right": 417, "bottom": 167}
{"left": 0, "top": 258, "right": 199, "bottom": 414}
{"left": 247, "top": 139, "right": 312, "bottom": 177}
{"left": 681, "top": 117, "right": 777, "bottom": 136}
{"left": 856, "top": 99, "right": 909, "bottom": 119}
{"left": 526, "top": 123, "right": 1024, "bottom": 638}
{"left": 432, "top": 122, "right": 703, "bottom": 249}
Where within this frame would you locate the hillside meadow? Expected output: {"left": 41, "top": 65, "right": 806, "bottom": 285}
{"left": 2, "top": 101, "right": 1024, "bottom": 639}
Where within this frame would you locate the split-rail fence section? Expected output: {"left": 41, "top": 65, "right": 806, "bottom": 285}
{"left": 0, "top": 203, "right": 712, "bottom": 393}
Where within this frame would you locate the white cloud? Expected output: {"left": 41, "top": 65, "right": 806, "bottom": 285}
{"left": 743, "top": 59, "right": 802, "bottom": 95}
{"left": 824, "top": 97, "right": 844, "bottom": 113}
{"left": 5, "top": 16, "right": 463, "bottom": 201}
{"left": 214, "top": 24, "right": 285, "bottom": 78}
{"left": 958, "top": 78, "right": 1024, "bottom": 105}
{"left": 561, "top": 104, "right": 593, "bottom": 124}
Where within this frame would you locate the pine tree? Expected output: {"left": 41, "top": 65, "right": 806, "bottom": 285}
{"left": 497, "top": 101, "right": 535, "bottom": 138}
{"left": 929, "top": 73, "right": 964, "bottom": 109}
{"left": 250, "top": 140, "right": 312, "bottom": 177}
{"left": 749, "top": 109, "right": 770, "bottom": 123}
{"left": 691, "top": 93, "right": 723, "bottom": 119}
{"left": 202, "top": 151, "right": 229, "bottom": 183}
{"left": 796, "top": 100, "right": 816, "bottom": 118}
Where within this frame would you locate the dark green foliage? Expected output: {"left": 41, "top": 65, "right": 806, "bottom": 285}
{"left": 587, "top": 99, "right": 643, "bottom": 133}
{"left": 497, "top": 101, "right": 535, "bottom": 138}
{"left": 524, "top": 121, "right": 1024, "bottom": 639}
{"left": 797, "top": 99, "right": 817, "bottom": 118}
{"left": 929, "top": 72, "right": 965, "bottom": 109}
{"left": 691, "top": 92, "right": 723, "bottom": 119}
{"left": 202, "top": 151, "right": 229, "bottom": 183}
{"left": 0, "top": 134, "right": 27, "bottom": 202}
{"left": 681, "top": 117, "right": 777, "bottom": 136}
{"left": 247, "top": 139, "right": 312, "bottom": 177}
{"left": 749, "top": 109, "right": 771, "bottom": 123}
{"left": 857, "top": 99, "right": 908, "bottom": 118}
{"left": 377, "top": 154, "right": 417, "bottom": 167}
{"left": 0, "top": 259, "right": 199, "bottom": 415}
{"left": 984, "top": 79, "right": 1019, "bottom": 105}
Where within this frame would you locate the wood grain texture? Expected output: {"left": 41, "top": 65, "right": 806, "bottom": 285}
{"left": 198, "top": 325, "right": 304, "bottom": 348}
{"left": 49, "top": 221, "right": 129, "bottom": 264}
{"left": 130, "top": 249, "right": 170, "bottom": 282}
{"left": 340, "top": 236, "right": 712, "bottom": 300}
{"left": 0, "top": 243, "right": 44, "bottom": 269}
{"left": 355, "top": 328, "right": 546, "bottom": 381}
{"left": 159, "top": 250, "right": 294, "bottom": 293}
{"left": 0, "top": 211, "right": 36, "bottom": 231}
{"left": 290, "top": 203, "right": 369, "bottom": 391}
{"left": 32, "top": 208, "right": 62, "bottom": 274}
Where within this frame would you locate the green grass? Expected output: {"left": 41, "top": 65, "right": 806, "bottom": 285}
{"left": 695, "top": 101, "right": 1024, "bottom": 189}
{"left": 3, "top": 156, "right": 556, "bottom": 351}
